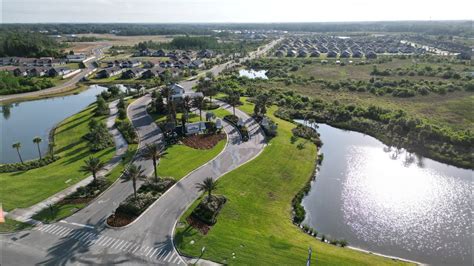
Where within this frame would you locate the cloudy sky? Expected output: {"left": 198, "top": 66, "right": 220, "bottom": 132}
{"left": 1, "top": 0, "right": 472, "bottom": 23}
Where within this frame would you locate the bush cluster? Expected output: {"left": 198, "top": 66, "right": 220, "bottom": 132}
{"left": 0, "top": 156, "right": 58, "bottom": 173}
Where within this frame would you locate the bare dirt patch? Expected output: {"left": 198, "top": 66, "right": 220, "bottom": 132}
{"left": 107, "top": 213, "right": 137, "bottom": 227}
{"left": 186, "top": 215, "right": 211, "bottom": 235}
{"left": 182, "top": 134, "right": 226, "bottom": 150}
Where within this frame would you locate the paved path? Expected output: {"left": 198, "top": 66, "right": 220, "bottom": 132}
{"left": 0, "top": 45, "right": 107, "bottom": 103}
{"left": 5, "top": 99, "right": 128, "bottom": 224}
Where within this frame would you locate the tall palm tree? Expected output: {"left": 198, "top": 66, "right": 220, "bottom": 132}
{"left": 142, "top": 143, "right": 166, "bottom": 182}
{"left": 195, "top": 177, "right": 218, "bottom": 198}
{"left": 33, "top": 136, "right": 42, "bottom": 160}
{"left": 80, "top": 156, "right": 104, "bottom": 182}
{"left": 12, "top": 142, "right": 23, "bottom": 164}
{"left": 192, "top": 96, "right": 205, "bottom": 121}
{"left": 182, "top": 95, "right": 192, "bottom": 123}
{"left": 228, "top": 92, "right": 240, "bottom": 116}
{"left": 123, "top": 164, "right": 146, "bottom": 199}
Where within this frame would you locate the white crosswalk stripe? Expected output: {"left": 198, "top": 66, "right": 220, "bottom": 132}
{"left": 34, "top": 224, "right": 183, "bottom": 264}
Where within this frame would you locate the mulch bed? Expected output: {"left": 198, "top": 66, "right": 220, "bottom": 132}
{"left": 182, "top": 133, "right": 226, "bottom": 150}
{"left": 60, "top": 197, "right": 93, "bottom": 205}
{"left": 186, "top": 215, "right": 211, "bottom": 235}
{"left": 106, "top": 212, "right": 137, "bottom": 227}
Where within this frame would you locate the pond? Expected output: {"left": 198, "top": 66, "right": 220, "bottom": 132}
{"left": 296, "top": 121, "right": 472, "bottom": 265}
{"left": 0, "top": 85, "right": 111, "bottom": 164}
{"left": 239, "top": 69, "right": 268, "bottom": 79}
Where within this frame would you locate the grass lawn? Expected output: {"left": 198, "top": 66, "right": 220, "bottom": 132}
{"left": 157, "top": 140, "right": 226, "bottom": 180}
{"left": 175, "top": 104, "right": 409, "bottom": 265}
{"left": 0, "top": 218, "right": 33, "bottom": 233}
{"left": 0, "top": 104, "right": 116, "bottom": 211}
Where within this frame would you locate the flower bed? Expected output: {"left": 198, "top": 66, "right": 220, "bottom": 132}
{"left": 106, "top": 178, "right": 175, "bottom": 227}
{"left": 182, "top": 134, "right": 226, "bottom": 150}
{"left": 187, "top": 195, "right": 227, "bottom": 234}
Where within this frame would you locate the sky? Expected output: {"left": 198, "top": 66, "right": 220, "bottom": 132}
{"left": 1, "top": 0, "right": 473, "bottom": 23}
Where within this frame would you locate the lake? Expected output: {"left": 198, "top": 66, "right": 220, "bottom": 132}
{"left": 0, "top": 85, "right": 110, "bottom": 164}
{"left": 297, "top": 121, "right": 472, "bottom": 265}
{"left": 239, "top": 69, "right": 268, "bottom": 79}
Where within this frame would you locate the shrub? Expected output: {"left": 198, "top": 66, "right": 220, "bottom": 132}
{"left": 116, "top": 192, "right": 158, "bottom": 217}
{"left": 115, "top": 120, "right": 138, "bottom": 144}
{"left": 191, "top": 195, "right": 227, "bottom": 225}
{"left": 0, "top": 156, "right": 58, "bottom": 173}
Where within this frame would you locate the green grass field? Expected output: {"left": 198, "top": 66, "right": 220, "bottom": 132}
{"left": 175, "top": 101, "right": 408, "bottom": 265}
{"left": 0, "top": 218, "right": 33, "bottom": 233}
{"left": 0, "top": 104, "right": 116, "bottom": 211}
{"left": 157, "top": 140, "right": 226, "bottom": 180}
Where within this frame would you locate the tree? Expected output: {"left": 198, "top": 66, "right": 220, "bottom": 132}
{"left": 182, "top": 95, "right": 192, "bottom": 123}
{"left": 123, "top": 164, "right": 146, "bottom": 199}
{"left": 228, "top": 92, "right": 240, "bottom": 116}
{"left": 195, "top": 177, "right": 218, "bottom": 198}
{"left": 80, "top": 157, "right": 104, "bottom": 182}
{"left": 192, "top": 96, "right": 205, "bottom": 121}
{"left": 142, "top": 143, "right": 166, "bottom": 182}
{"left": 12, "top": 142, "right": 23, "bottom": 164}
{"left": 33, "top": 136, "right": 42, "bottom": 160}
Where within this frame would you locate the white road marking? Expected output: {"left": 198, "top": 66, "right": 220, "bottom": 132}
{"left": 155, "top": 249, "right": 165, "bottom": 259}
{"left": 132, "top": 244, "right": 141, "bottom": 253}
{"left": 122, "top": 242, "right": 132, "bottom": 251}
{"left": 110, "top": 239, "right": 122, "bottom": 249}
{"left": 116, "top": 240, "right": 128, "bottom": 250}
{"left": 60, "top": 220, "right": 95, "bottom": 229}
{"left": 167, "top": 253, "right": 175, "bottom": 263}
{"left": 102, "top": 237, "right": 114, "bottom": 247}
{"left": 173, "top": 254, "right": 181, "bottom": 264}
{"left": 45, "top": 225, "right": 60, "bottom": 234}
{"left": 145, "top": 247, "right": 153, "bottom": 256}
{"left": 79, "top": 232, "right": 93, "bottom": 241}
{"left": 157, "top": 250, "right": 167, "bottom": 260}
{"left": 149, "top": 248, "right": 159, "bottom": 258}
{"left": 49, "top": 226, "right": 63, "bottom": 235}
{"left": 163, "top": 252, "right": 171, "bottom": 262}
{"left": 69, "top": 230, "right": 81, "bottom": 238}
{"left": 57, "top": 227, "right": 71, "bottom": 237}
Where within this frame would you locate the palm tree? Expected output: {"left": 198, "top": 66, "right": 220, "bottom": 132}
{"left": 142, "top": 143, "right": 166, "bottom": 182}
{"left": 33, "top": 136, "right": 43, "bottom": 160}
{"left": 195, "top": 177, "right": 218, "bottom": 198}
{"left": 182, "top": 95, "right": 192, "bottom": 123}
{"left": 228, "top": 92, "right": 240, "bottom": 116}
{"left": 80, "top": 156, "right": 104, "bottom": 182}
{"left": 12, "top": 142, "right": 23, "bottom": 164}
{"left": 123, "top": 164, "right": 146, "bottom": 199}
{"left": 192, "top": 96, "right": 205, "bottom": 121}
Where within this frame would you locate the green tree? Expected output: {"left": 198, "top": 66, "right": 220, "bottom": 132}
{"left": 80, "top": 156, "right": 105, "bottom": 182}
{"left": 195, "top": 177, "right": 218, "bottom": 198}
{"left": 123, "top": 164, "right": 146, "bottom": 199}
{"left": 33, "top": 136, "right": 43, "bottom": 160}
{"left": 12, "top": 142, "right": 23, "bottom": 164}
{"left": 228, "top": 92, "right": 240, "bottom": 116}
{"left": 192, "top": 96, "right": 205, "bottom": 121}
{"left": 142, "top": 143, "right": 166, "bottom": 182}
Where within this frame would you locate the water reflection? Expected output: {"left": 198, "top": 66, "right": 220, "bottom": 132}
{"left": 298, "top": 121, "right": 472, "bottom": 265}
{"left": 239, "top": 69, "right": 268, "bottom": 79}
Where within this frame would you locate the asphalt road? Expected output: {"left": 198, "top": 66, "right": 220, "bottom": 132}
{"left": 0, "top": 39, "right": 279, "bottom": 265}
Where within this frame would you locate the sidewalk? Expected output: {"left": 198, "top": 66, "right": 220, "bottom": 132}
{"left": 6, "top": 100, "right": 128, "bottom": 224}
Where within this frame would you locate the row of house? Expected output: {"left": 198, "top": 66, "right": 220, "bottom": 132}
{"left": 138, "top": 49, "right": 215, "bottom": 59}
{"left": 0, "top": 57, "right": 67, "bottom": 67}
{"left": 95, "top": 66, "right": 181, "bottom": 79}
{"left": 275, "top": 35, "right": 428, "bottom": 59}
{"left": 11, "top": 66, "right": 73, "bottom": 78}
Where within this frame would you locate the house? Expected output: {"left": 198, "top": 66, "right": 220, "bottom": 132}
{"left": 121, "top": 68, "right": 146, "bottom": 79}
{"left": 198, "top": 49, "right": 215, "bottom": 58}
{"left": 121, "top": 60, "right": 141, "bottom": 68}
{"left": 0, "top": 57, "right": 16, "bottom": 66}
{"left": 142, "top": 67, "right": 165, "bottom": 79}
{"left": 18, "top": 58, "right": 37, "bottom": 67}
{"left": 340, "top": 50, "right": 352, "bottom": 58}
{"left": 352, "top": 50, "right": 363, "bottom": 58}
{"left": 170, "top": 83, "right": 185, "bottom": 96}
{"left": 366, "top": 51, "right": 377, "bottom": 59}
{"left": 327, "top": 50, "right": 338, "bottom": 58}
{"left": 48, "top": 67, "right": 71, "bottom": 77}
{"left": 107, "top": 60, "right": 120, "bottom": 68}
{"left": 190, "top": 59, "right": 204, "bottom": 69}
{"left": 67, "top": 53, "right": 87, "bottom": 62}
{"left": 298, "top": 50, "right": 308, "bottom": 57}
{"left": 154, "top": 49, "right": 167, "bottom": 57}
{"left": 95, "top": 67, "right": 124, "bottom": 79}
{"left": 28, "top": 67, "right": 48, "bottom": 77}
{"left": 169, "top": 83, "right": 203, "bottom": 101}
{"left": 310, "top": 50, "right": 320, "bottom": 57}
{"left": 287, "top": 50, "right": 297, "bottom": 57}
{"left": 13, "top": 67, "right": 28, "bottom": 77}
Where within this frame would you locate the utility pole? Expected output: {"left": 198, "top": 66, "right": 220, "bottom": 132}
{"left": 306, "top": 246, "right": 312, "bottom": 266}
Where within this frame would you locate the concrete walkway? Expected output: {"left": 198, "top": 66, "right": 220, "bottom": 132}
{"left": 6, "top": 99, "right": 128, "bottom": 223}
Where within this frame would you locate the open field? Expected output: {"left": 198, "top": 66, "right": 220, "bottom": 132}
{"left": 67, "top": 34, "right": 173, "bottom": 54}
{"left": 0, "top": 104, "right": 115, "bottom": 211}
{"left": 175, "top": 100, "right": 408, "bottom": 265}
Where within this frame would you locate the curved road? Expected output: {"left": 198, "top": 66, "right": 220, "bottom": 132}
{"left": 0, "top": 39, "right": 279, "bottom": 265}
{"left": 0, "top": 45, "right": 107, "bottom": 103}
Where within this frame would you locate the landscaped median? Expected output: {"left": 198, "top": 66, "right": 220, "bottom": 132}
{"left": 174, "top": 99, "right": 410, "bottom": 265}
